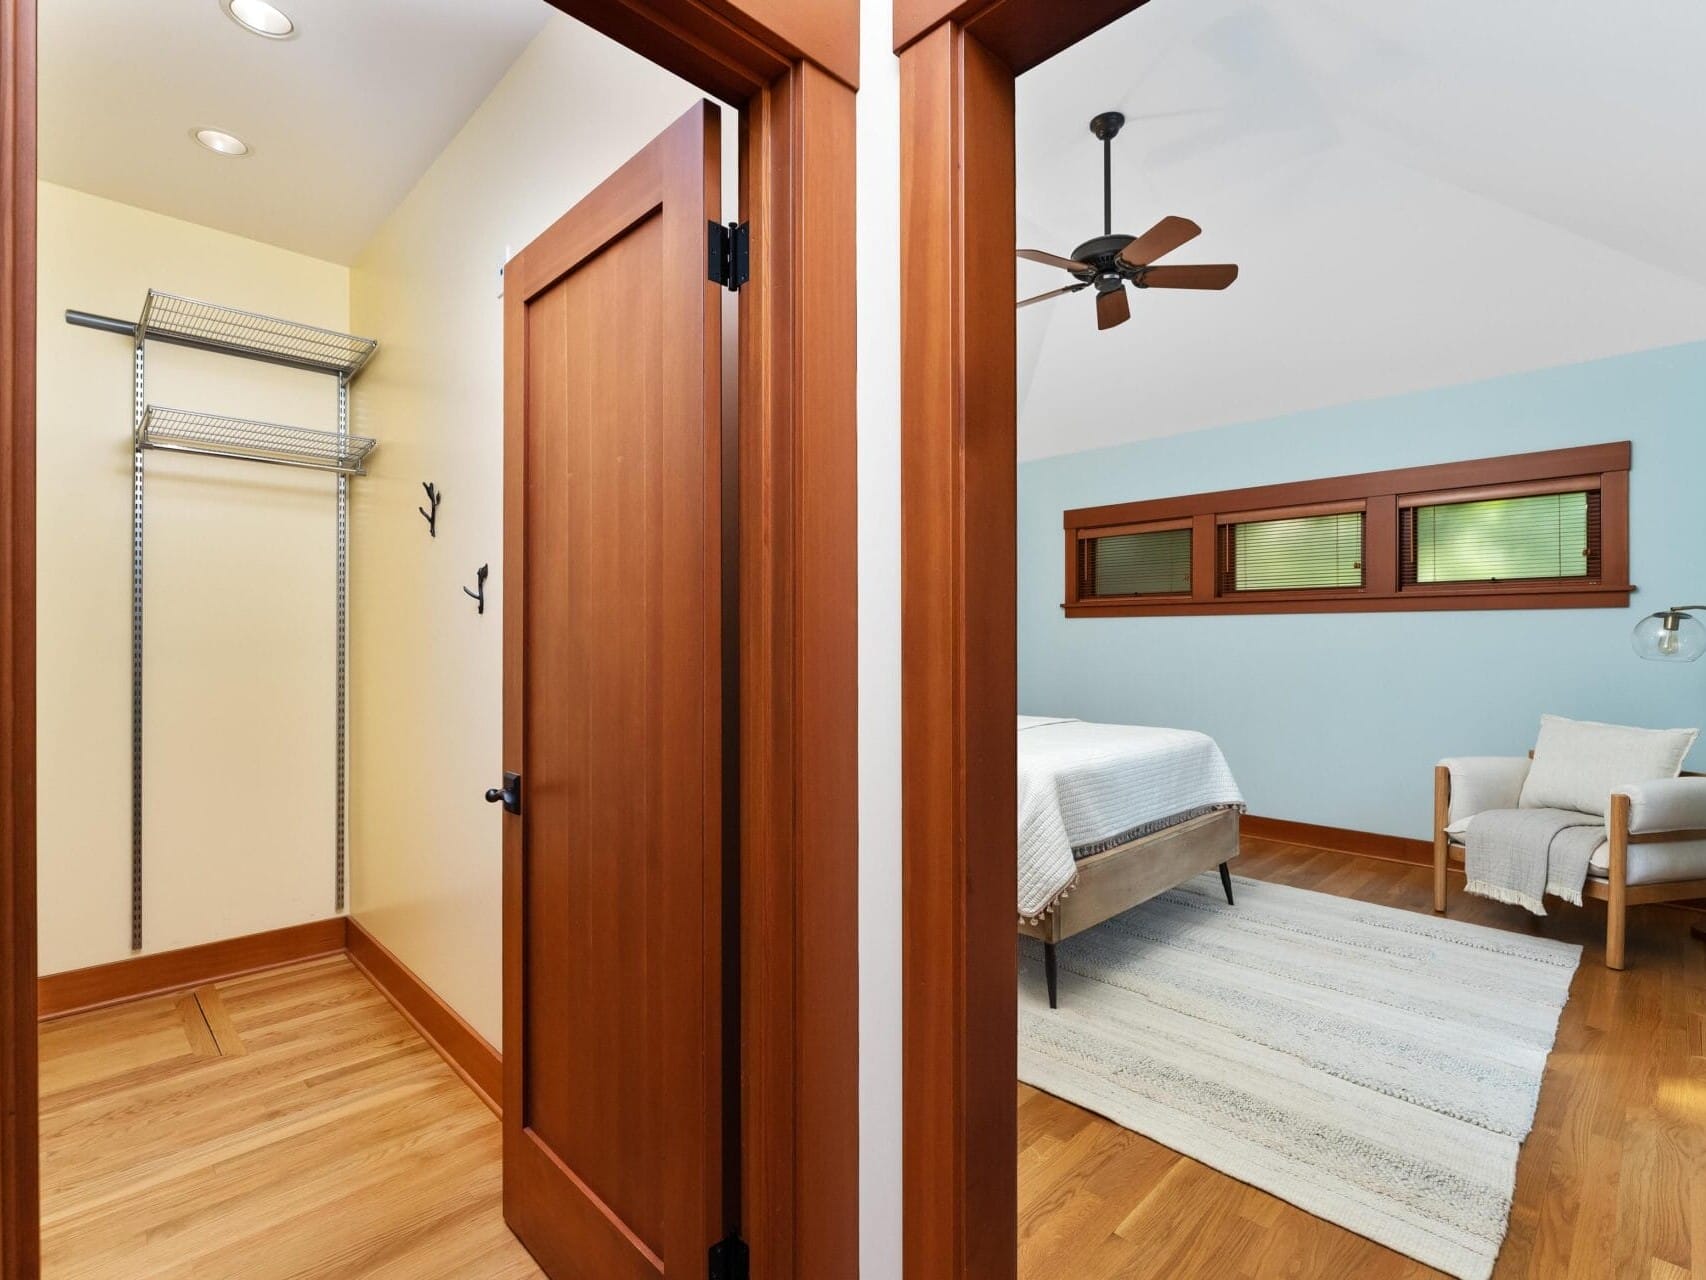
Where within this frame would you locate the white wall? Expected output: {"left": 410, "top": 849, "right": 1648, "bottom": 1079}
{"left": 347, "top": 15, "right": 731, "bottom": 1047}
{"left": 856, "top": 4, "right": 904, "bottom": 1274}
{"left": 36, "top": 181, "right": 349, "bottom": 974}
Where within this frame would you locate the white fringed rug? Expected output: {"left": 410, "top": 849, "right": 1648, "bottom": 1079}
{"left": 1019, "top": 873, "right": 1580, "bottom": 1280}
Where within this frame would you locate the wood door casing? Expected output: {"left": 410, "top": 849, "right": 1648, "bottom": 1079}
{"left": 501, "top": 101, "right": 726, "bottom": 1280}
{"left": 0, "top": 0, "right": 37, "bottom": 1275}
{"left": 895, "top": 5, "right": 1162, "bottom": 1280}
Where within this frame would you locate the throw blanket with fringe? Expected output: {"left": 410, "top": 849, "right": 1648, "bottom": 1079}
{"left": 1018, "top": 717, "right": 1245, "bottom": 922}
{"left": 1464, "top": 807, "right": 1605, "bottom": 916}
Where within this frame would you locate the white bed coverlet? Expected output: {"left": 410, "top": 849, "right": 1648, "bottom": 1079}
{"left": 1018, "top": 716, "right": 1245, "bottom": 921}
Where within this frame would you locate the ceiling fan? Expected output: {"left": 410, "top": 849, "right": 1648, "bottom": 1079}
{"left": 1018, "top": 111, "right": 1238, "bottom": 331}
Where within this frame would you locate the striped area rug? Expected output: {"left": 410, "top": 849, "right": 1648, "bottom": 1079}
{"left": 1019, "top": 873, "right": 1580, "bottom": 1280}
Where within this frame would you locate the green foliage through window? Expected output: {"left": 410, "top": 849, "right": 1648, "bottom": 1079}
{"left": 1228, "top": 513, "right": 1363, "bottom": 591}
{"left": 1408, "top": 492, "right": 1592, "bottom": 584}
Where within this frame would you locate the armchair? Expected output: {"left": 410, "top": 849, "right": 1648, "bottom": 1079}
{"left": 1434, "top": 759, "right": 1706, "bottom": 969}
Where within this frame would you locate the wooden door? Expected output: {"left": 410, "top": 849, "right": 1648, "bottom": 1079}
{"left": 500, "top": 101, "right": 728, "bottom": 1280}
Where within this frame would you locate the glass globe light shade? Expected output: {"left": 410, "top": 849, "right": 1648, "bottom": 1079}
{"left": 1631, "top": 608, "right": 1706, "bottom": 662}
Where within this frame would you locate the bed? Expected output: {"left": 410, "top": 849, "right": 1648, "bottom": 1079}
{"left": 1016, "top": 716, "right": 1245, "bottom": 1006}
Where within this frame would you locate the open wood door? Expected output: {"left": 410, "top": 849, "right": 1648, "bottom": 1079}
{"left": 499, "top": 100, "right": 731, "bottom": 1280}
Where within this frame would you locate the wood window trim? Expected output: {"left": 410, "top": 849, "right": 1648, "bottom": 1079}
{"left": 2, "top": 3, "right": 858, "bottom": 1278}
{"left": 1065, "top": 442, "right": 1633, "bottom": 618}
{"left": 1067, "top": 517, "right": 1194, "bottom": 607}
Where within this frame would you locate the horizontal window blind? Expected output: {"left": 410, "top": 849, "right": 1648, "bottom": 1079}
{"left": 1402, "top": 490, "right": 1598, "bottom": 586}
{"left": 1084, "top": 527, "right": 1192, "bottom": 597}
{"left": 1219, "top": 512, "right": 1364, "bottom": 593}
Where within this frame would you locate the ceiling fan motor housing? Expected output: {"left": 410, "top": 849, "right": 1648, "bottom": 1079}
{"left": 1070, "top": 233, "right": 1141, "bottom": 283}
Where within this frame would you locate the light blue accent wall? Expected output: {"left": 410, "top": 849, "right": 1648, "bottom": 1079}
{"left": 1018, "top": 342, "right": 1706, "bottom": 839}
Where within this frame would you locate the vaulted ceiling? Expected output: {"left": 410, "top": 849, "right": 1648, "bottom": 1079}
{"left": 1016, "top": 0, "right": 1706, "bottom": 459}
{"left": 39, "top": 0, "right": 549, "bottom": 263}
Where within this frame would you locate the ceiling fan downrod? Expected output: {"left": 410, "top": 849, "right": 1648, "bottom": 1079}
{"left": 1089, "top": 110, "right": 1126, "bottom": 237}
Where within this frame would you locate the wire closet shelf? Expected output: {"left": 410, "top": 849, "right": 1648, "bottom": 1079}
{"left": 137, "top": 290, "right": 378, "bottom": 380}
{"left": 139, "top": 406, "right": 377, "bottom": 475}
{"left": 62, "top": 286, "right": 381, "bottom": 948}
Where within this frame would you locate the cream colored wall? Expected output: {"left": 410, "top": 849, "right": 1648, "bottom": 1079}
{"left": 36, "top": 181, "right": 351, "bottom": 975}
{"left": 347, "top": 16, "right": 728, "bottom": 1046}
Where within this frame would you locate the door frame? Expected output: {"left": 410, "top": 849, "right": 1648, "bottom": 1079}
{"left": 0, "top": 2, "right": 859, "bottom": 1277}
{"left": 893, "top": 4, "right": 1152, "bottom": 1278}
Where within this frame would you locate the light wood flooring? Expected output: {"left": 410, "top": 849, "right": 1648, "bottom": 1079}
{"left": 1019, "top": 837, "right": 1706, "bottom": 1280}
{"left": 39, "top": 955, "right": 543, "bottom": 1280}
{"left": 39, "top": 839, "right": 1706, "bottom": 1278}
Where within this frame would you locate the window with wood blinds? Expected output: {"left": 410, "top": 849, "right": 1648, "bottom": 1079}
{"left": 1217, "top": 508, "right": 1364, "bottom": 593}
{"left": 1401, "top": 487, "right": 1599, "bottom": 587}
{"left": 1061, "top": 442, "right": 1631, "bottom": 617}
{"left": 1078, "top": 523, "right": 1192, "bottom": 598}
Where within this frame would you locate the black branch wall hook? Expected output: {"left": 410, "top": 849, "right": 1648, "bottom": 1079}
{"left": 419, "top": 482, "right": 441, "bottom": 537}
{"left": 464, "top": 563, "right": 488, "bottom": 615}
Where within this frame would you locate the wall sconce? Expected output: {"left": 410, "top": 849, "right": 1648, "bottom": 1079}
{"left": 1631, "top": 605, "right": 1706, "bottom": 663}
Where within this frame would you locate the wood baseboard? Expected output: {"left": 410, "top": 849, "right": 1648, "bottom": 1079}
{"left": 1243, "top": 815, "right": 1433, "bottom": 866}
{"left": 37, "top": 918, "right": 347, "bottom": 1020}
{"left": 344, "top": 918, "right": 502, "bottom": 1116}
{"left": 39, "top": 916, "right": 507, "bottom": 1115}
{"left": 1246, "top": 814, "right": 1706, "bottom": 913}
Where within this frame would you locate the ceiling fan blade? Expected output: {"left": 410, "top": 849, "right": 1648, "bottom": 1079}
{"left": 1017, "top": 248, "right": 1092, "bottom": 273}
{"left": 1139, "top": 263, "right": 1239, "bottom": 290}
{"left": 1017, "top": 283, "right": 1089, "bottom": 310}
{"left": 1096, "top": 287, "right": 1131, "bottom": 330}
{"left": 1115, "top": 216, "right": 1202, "bottom": 269}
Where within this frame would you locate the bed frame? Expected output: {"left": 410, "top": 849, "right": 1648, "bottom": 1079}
{"left": 1018, "top": 807, "right": 1241, "bottom": 1007}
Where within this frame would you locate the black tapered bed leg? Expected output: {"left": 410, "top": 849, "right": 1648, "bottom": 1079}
{"left": 1219, "top": 861, "right": 1235, "bottom": 905}
{"left": 1044, "top": 942, "right": 1059, "bottom": 1010}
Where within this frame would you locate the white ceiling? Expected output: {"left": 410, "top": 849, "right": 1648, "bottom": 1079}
{"left": 1015, "top": 0, "right": 1706, "bottom": 459}
{"left": 39, "top": 0, "right": 550, "bottom": 264}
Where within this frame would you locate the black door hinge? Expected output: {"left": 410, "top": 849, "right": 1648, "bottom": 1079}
{"left": 708, "top": 1234, "right": 749, "bottom": 1280}
{"left": 708, "top": 220, "right": 751, "bottom": 292}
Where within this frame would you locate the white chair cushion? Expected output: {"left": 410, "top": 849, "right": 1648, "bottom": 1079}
{"left": 1615, "top": 777, "right": 1706, "bottom": 834}
{"left": 1440, "top": 756, "right": 1531, "bottom": 826}
{"left": 1518, "top": 715, "right": 1697, "bottom": 817}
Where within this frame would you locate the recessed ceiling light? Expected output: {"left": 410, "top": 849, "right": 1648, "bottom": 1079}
{"left": 221, "top": 0, "right": 295, "bottom": 39}
{"left": 193, "top": 128, "right": 252, "bottom": 157}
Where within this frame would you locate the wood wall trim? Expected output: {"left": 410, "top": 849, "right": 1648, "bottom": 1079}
{"left": 1063, "top": 442, "right": 1632, "bottom": 531}
{"left": 900, "top": 23, "right": 1017, "bottom": 1280}
{"left": 547, "top": 0, "right": 857, "bottom": 102}
{"left": 738, "top": 61, "right": 861, "bottom": 1280}
{"left": 1250, "top": 816, "right": 1706, "bottom": 913}
{"left": 0, "top": 0, "right": 36, "bottom": 1273}
{"left": 345, "top": 919, "right": 504, "bottom": 1117}
{"left": 893, "top": 0, "right": 1152, "bottom": 73}
{"left": 1065, "top": 587, "right": 1633, "bottom": 619}
{"left": 1241, "top": 816, "right": 1433, "bottom": 867}
{"left": 1065, "top": 441, "right": 1633, "bottom": 618}
{"left": 36, "top": 919, "right": 346, "bottom": 1020}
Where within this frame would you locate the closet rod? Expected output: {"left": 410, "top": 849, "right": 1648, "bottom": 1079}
{"left": 65, "top": 309, "right": 136, "bottom": 337}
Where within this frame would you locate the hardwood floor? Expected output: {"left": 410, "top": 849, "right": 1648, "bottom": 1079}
{"left": 1018, "top": 836, "right": 1706, "bottom": 1280}
{"left": 34, "top": 840, "right": 1706, "bottom": 1278}
{"left": 39, "top": 955, "right": 543, "bottom": 1279}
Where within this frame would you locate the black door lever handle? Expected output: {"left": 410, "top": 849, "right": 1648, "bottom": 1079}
{"left": 485, "top": 772, "right": 522, "bottom": 815}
